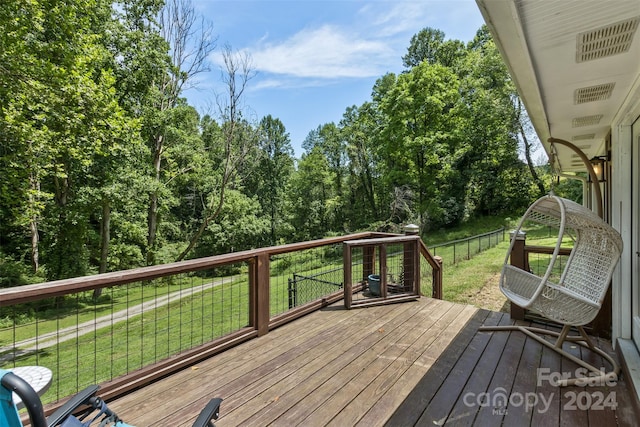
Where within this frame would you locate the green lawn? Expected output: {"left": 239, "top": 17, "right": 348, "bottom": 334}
{"left": 441, "top": 240, "right": 508, "bottom": 304}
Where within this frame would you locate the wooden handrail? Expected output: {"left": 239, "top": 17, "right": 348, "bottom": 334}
{"left": 524, "top": 245, "right": 572, "bottom": 256}
{"left": 0, "top": 231, "right": 386, "bottom": 306}
{"left": 419, "top": 239, "right": 440, "bottom": 270}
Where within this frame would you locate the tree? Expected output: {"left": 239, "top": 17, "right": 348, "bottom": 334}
{"left": 340, "top": 103, "right": 380, "bottom": 227}
{"left": 0, "top": 0, "right": 136, "bottom": 280}
{"left": 146, "top": 0, "right": 216, "bottom": 264}
{"left": 402, "top": 27, "right": 445, "bottom": 68}
{"left": 194, "top": 189, "right": 270, "bottom": 257}
{"left": 303, "top": 123, "right": 346, "bottom": 231}
{"left": 176, "top": 45, "right": 258, "bottom": 261}
{"left": 515, "top": 97, "right": 546, "bottom": 196}
{"left": 1, "top": 0, "right": 65, "bottom": 273}
{"left": 456, "top": 26, "right": 532, "bottom": 217}
{"left": 287, "top": 147, "right": 334, "bottom": 241}
{"left": 252, "top": 115, "right": 294, "bottom": 245}
{"left": 379, "top": 62, "right": 461, "bottom": 229}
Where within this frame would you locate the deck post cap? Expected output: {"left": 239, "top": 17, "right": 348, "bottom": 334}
{"left": 404, "top": 224, "right": 419, "bottom": 235}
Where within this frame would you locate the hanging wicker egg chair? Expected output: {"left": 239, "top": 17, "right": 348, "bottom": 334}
{"left": 481, "top": 194, "right": 623, "bottom": 386}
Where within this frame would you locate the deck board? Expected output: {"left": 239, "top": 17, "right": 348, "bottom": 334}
{"left": 327, "top": 303, "right": 471, "bottom": 426}
{"left": 354, "top": 304, "right": 480, "bottom": 427}
{"left": 106, "top": 298, "right": 636, "bottom": 426}
{"left": 116, "top": 303, "right": 360, "bottom": 425}
{"left": 224, "top": 300, "right": 438, "bottom": 426}
{"left": 530, "top": 323, "right": 563, "bottom": 425}
{"left": 445, "top": 310, "right": 509, "bottom": 425}
{"left": 321, "top": 303, "right": 478, "bottom": 427}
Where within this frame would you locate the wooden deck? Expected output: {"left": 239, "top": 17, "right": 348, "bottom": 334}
{"left": 107, "top": 298, "right": 637, "bottom": 426}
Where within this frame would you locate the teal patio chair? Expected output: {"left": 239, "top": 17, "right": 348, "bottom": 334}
{"left": 0, "top": 369, "right": 222, "bottom": 427}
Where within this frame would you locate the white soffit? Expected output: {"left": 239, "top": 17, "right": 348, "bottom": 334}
{"left": 476, "top": 0, "right": 640, "bottom": 172}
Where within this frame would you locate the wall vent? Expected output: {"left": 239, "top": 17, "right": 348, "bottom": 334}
{"left": 572, "top": 134, "right": 596, "bottom": 141}
{"left": 574, "top": 83, "right": 615, "bottom": 104}
{"left": 577, "top": 17, "right": 640, "bottom": 62}
{"left": 572, "top": 115, "right": 603, "bottom": 127}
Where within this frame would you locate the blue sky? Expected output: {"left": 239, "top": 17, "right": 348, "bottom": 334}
{"left": 185, "top": 1, "right": 486, "bottom": 157}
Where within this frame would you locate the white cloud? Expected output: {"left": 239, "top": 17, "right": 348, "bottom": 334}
{"left": 252, "top": 78, "right": 284, "bottom": 90}
{"left": 360, "top": 2, "right": 432, "bottom": 37}
{"left": 205, "top": 1, "right": 482, "bottom": 89}
{"left": 246, "top": 24, "right": 393, "bottom": 79}
{"left": 252, "top": 77, "right": 329, "bottom": 91}
{"left": 360, "top": 1, "right": 483, "bottom": 41}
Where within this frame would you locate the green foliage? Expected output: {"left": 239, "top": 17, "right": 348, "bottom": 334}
{"left": 0, "top": 253, "right": 29, "bottom": 288}
{"left": 245, "top": 115, "right": 295, "bottom": 245}
{"left": 403, "top": 27, "right": 446, "bottom": 67}
{"left": 1, "top": 9, "right": 550, "bottom": 284}
{"left": 194, "top": 190, "right": 270, "bottom": 256}
{"left": 535, "top": 164, "right": 584, "bottom": 202}
{"left": 287, "top": 147, "right": 335, "bottom": 241}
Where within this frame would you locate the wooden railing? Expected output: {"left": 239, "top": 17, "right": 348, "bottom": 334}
{"left": 0, "top": 231, "right": 441, "bottom": 412}
{"left": 420, "top": 240, "right": 443, "bottom": 299}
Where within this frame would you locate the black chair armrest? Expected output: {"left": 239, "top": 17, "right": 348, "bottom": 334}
{"left": 1, "top": 372, "right": 48, "bottom": 427}
{"left": 47, "top": 385, "right": 100, "bottom": 426}
{"left": 191, "top": 398, "right": 223, "bottom": 427}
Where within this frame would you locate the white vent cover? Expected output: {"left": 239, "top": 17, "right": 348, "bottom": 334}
{"left": 577, "top": 17, "right": 640, "bottom": 62}
{"left": 574, "top": 83, "right": 615, "bottom": 104}
{"left": 572, "top": 134, "right": 596, "bottom": 141}
{"left": 572, "top": 115, "right": 603, "bottom": 127}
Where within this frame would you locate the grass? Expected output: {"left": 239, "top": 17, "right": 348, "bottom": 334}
{"left": 442, "top": 240, "right": 509, "bottom": 304}
{"left": 439, "top": 221, "right": 577, "bottom": 309}
{"left": 423, "top": 215, "right": 516, "bottom": 245}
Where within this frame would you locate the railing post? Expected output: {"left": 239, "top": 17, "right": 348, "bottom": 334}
{"left": 288, "top": 277, "right": 296, "bottom": 310}
{"left": 403, "top": 224, "right": 419, "bottom": 292}
{"left": 432, "top": 256, "right": 443, "bottom": 299}
{"left": 509, "top": 231, "right": 527, "bottom": 320}
{"left": 453, "top": 241, "right": 456, "bottom": 263}
{"left": 344, "top": 242, "right": 353, "bottom": 308}
{"left": 250, "top": 252, "right": 270, "bottom": 336}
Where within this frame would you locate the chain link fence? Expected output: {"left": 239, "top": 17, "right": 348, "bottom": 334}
{"left": 428, "top": 228, "right": 506, "bottom": 266}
